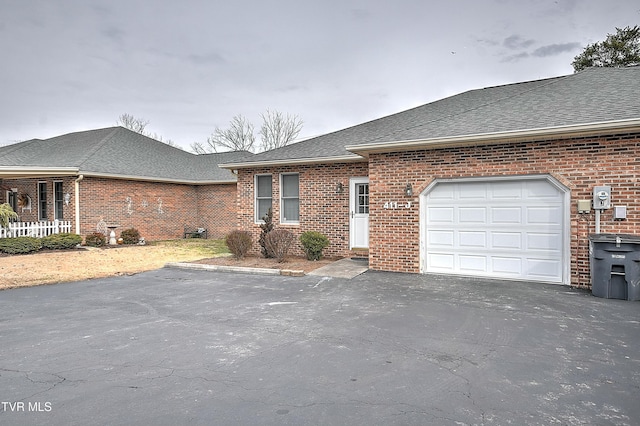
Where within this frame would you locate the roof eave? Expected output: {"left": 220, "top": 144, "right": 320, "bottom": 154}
{"left": 0, "top": 166, "right": 80, "bottom": 179}
{"left": 79, "top": 171, "right": 237, "bottom": 185}
{"left": 345, "top": 119, "right": 640, "bottom": 156}
{"left": 219, "top": 154, "right": 365, "bottom": 170}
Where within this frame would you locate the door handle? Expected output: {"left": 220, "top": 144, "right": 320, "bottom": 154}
{"left": 351, "top": 211, "right": 354, "bottom": 218}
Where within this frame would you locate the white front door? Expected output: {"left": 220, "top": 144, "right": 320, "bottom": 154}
{"left": 350, "top": 177, "right": 369, "bottom": 249}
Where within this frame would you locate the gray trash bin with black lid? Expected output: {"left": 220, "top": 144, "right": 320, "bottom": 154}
{"left": 589, "top": 234, "right": 640, "bottom": 301}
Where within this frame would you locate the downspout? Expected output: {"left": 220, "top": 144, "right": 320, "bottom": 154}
{"left": 74, "top": 175, "right": 84, "bottom": 234}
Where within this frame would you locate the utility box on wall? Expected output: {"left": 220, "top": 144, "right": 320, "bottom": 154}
{"left": 593, "top": 186, "right": 611, "bottom": 210}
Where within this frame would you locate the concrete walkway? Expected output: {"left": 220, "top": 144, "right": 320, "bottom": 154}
{"left": 307, "top": 257, "right": 369, "bottom": 279}
{"left": 167, "top": 257, "right": 369, "bottom": 279}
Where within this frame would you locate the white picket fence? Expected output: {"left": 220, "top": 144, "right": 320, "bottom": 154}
{"left": 0, "top": 221, "right": 73, "bottom": 238}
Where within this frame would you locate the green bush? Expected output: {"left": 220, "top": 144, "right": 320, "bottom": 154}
{"left": 300, "top": 231, "right": 330, "bottom": 261}
{"left": 0, "top": 237, "right": 42, "bottom": 254}
{"left": 42, "top": 233, "right": 82, "bottom": 250}
{"left": 85, "top": 232, "right": 106, "bottom": 247}
{"left": 225, "top": 230, "right": 253, "bottom": 259}
{"left": 120, "top": 228, "right": 140, "bottom": 245}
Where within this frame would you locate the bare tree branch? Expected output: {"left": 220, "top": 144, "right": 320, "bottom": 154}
{"left": 259, "top": 110, "right": 303, "bottom": 151}
{"left": 190, "top": 141, "right": 209, "bottom": 154}
{"left": 202, "top": 115, "right": 256, "bottom": 153}
{"left": 117, "top": 113, "right": 149, "bottom": 134}
{"left": 116, "top": 113, "right": 183, "bottom": 150}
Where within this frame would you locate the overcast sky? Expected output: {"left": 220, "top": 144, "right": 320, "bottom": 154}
{"left": 1, "top": 0, "right": 638, "bottom": 151}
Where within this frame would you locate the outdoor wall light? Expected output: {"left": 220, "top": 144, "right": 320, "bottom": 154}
{"left": 336, "top": 182, "right": 344, "bottom": 194}
{"left": 405, "top": 183, "right": 413, "bottom": 197}
{"left": 64, "top": 192, "right": 71, "bottom": 206}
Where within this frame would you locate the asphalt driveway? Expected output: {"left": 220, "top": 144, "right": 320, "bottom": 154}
{"left": 1, "top": 268, "right": 639, "bottom": 425}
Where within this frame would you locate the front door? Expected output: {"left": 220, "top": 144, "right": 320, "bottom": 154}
{"left": 349, "top": 177, "right": 369, "bottom": 249}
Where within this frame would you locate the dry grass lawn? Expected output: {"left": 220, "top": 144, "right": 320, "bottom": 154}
{"left": 0, "top": 239, "right": 229, "bottom": 290}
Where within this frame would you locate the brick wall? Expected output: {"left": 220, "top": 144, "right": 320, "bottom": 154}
{"left": 0, "top": 177, "right": 76, "bottom": 223}
{"left": 368, "top": 133, "right": 640, "bottom": 287}
{"left": 78, "top": 177, "right": 199, "bottom": 240}
{"left": 196, "top": 183, "right": 238, "bottom": 239}
{"left": 0, "top": 177, "right": 238, "bottom": 242}
{"left": 237, "top": 162, "right": 369, "bottom": 258}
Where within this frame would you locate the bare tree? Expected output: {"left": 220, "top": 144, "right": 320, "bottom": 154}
{"left": 190, "top": 115, "right": 256, "bottom": 153}
{"left": 191, "top": 111, "right": 302, "bottom": 153}
{"left": 116, "top": 113, "right": 181, "bottom": 149}
{"left": 117, "top": 113, "right": 149, "bottom": 134}
{"left": 259, "top": 109, "right": 303, "bottom": 152}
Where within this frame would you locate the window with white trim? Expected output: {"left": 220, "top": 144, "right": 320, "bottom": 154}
{"left": 54, "top": 181, "right": 64, "bottom": 220}
{"left": 6, "top": 190, "right": 17, "bottom": 213}
{"left": 280, "top": 173, "right": 299, "bottom": 223}
{"left": 38, "top": 181, "right": 47, "bottom": 221}
{"left": 255, "top": 174, "right": 272, "bottom": 222}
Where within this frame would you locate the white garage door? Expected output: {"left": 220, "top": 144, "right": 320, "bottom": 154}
{"left": 424, "top": 177, "right": 566, "bottom": 283}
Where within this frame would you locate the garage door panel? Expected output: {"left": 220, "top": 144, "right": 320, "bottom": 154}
{"left": 526, "top": 180, "right": 562, "bottom": 199}
{"left": 460, "top": 184, "right": 487, "bottom": 199}
{"left": 429, "top": 186, "right": 455, "bottom": 200}
{"left": 492, "top": 232, "right": 522, "bottom": 249}
{"left": 459, "top": 255, "right": 487, "bottom": 272}
{"left": 459, "top": 231, "right": 486, "bottom": 247}
{"left": 527, "top": 233, "right": 562, "bottom": 251}
{"left": 527, "top": 259, "right": 562, "bottom": 279}
{"left": 459, "top": 207, "right": 486, "bottom": 223}
{"left": 492, "top": 207, "right": 522, "bottom": 223}
{"left": 492, "top": 257, "right": 523, "bottom": 275}
{"left": 425, "top": 178, "right": 566, "bottom": 283}
{"left": 492, "top": 181, "right": 523, "bottom": 199}
{"left": 429, "top": 253, "right": 455, "bottom": 270}
{"left": 527, "top": 206, "right": 563, "bottom": 224}
{"left": 428, "top": 230, "right": 454, "bottom": 247}
{"left": 428, "top": 207, "right": 455, "bottom": 223}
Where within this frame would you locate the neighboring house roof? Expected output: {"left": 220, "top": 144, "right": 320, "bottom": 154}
{"left": 0, "top": 127, "right": 254, "bottom": 184}
{"left": 220, "top": 66, "right": 640, "bottom": 169}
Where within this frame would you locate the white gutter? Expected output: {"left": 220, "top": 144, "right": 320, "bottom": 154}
{"left": 74, "top": 175, "right": 84, "bottom": 234}
{"left": 0, "top": 166, "right": 79, "bottom": 178}
{"left": 344, "top": 118, "right": 640, "bottom": 155}
{"left": 218, "top": 154, "right": 364, "bottom": 170}
{"left": 77, "top": 171, "right": 237, "bottom": 185}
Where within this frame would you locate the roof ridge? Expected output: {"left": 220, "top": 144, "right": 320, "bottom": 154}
{"left": 366, "top": 73, "right": 572, "bottom": 144}
{"left": 76, "top": 127, "right": 121, "bottom": 169}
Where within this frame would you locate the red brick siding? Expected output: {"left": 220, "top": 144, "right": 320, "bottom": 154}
{"left": 196, "top": 183, "right": 238, "bottom": 239}
{"left": 0, "top": 177, "right": 238, "bottom": 242}
{"left": 78, "top": 177, "right": 199, "bottom": 240}
{"left": 368, "top": 133, "right": 640, "bottom": 287}
{"left": 0, "top": 177, "right": 76, "bottom": 223}
{"left": 237, "top": 162, "right": 369, "bottom": 258}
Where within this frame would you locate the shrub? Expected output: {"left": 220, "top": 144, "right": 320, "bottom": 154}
{"left": 225, "top": 230, "right": 253, "bottom": 259}
{"left": 0, "top": 203, "right": 18, "bottom": 228}
{"left": 259, "top": 208, "right": 274, "bottom": 258}
{"left": 264, "top": 228, "right": 294, "bottom": 263}
{"left": 120, "top": 228, "right": 140, "bottom": 245}
{"left": 0, "top": 237, "right": 42, "bottom": 254}
{"left": 42, "top": 233, "right": 82, "bottom": 250}
{"left": 300, "top": 231, "right": 330, "bottom": 261}
{"left": 85, "top": 232, "right": 106, "bottom": 247}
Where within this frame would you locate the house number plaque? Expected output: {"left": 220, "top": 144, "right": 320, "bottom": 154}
{"left": 383, "top": 201, "right": 412, "bottom": 209}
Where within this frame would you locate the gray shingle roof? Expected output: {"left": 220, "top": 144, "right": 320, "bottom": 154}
{"left": 0, "top": 127, "right": 254, "bottom": 183}
{"left": 224, "top": 66, "right": 640, "bottom": 166}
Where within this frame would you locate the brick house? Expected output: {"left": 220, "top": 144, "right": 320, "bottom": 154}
{"left": 0, "top": 127, "right": 252, "bottom": 240}
{"left": 220, "top": 67, "right": 640, "bottom": 287}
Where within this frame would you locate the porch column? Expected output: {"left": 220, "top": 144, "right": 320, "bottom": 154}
{"left": 74, "top": 175, "right": 83, "bottom": 234}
